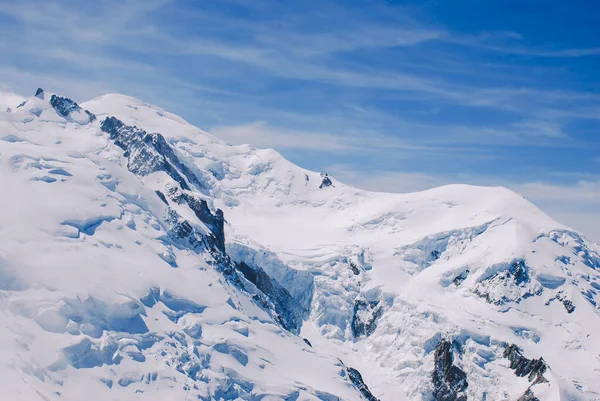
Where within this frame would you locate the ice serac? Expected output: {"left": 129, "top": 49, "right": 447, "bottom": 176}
{"left": 1, "top": 89, "right": 599, "bottom": 401}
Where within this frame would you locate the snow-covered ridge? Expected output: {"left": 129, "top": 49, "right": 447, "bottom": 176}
{"left": 1, "top": 89, "right": 599, "bottom": 401}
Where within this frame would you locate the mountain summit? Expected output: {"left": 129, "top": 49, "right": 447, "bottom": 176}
{"left": 1, "top": 89, "right": 599, "bottom": 400}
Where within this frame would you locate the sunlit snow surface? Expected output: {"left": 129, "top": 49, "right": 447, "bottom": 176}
{"left": 0, "top": 90, "right": 599, "bottom": 400}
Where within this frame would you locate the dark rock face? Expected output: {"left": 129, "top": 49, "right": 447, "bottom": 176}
{"left": 161, "top": 184, "right": 225, "bottom": 253}
{"left": 349, "top": 260, "right": 360, "bottom": 275}
{"left": 50, "top": 95, "right": 80, "bottom": 117}
{"left": 35, "top": 88, "right": 44, "bottom": 99}
{"left": 163, "top": 206, "right": 241, "bottom": 287}
{"left": 503, "top": 344, "right": 547, "bottom": 384}
{"left": 303, "top": 338, "right": 312, "bottom": 347}
{"left": 100, "top": 117, "right": 204, "bottom": 191}
{"left": 346, "top": 367, "right": 379, "bottom": 401}
{"left": 165, "top": 208, "right": 225, "bottom": 260}
{"left": 319, "top": 173, "right": 333, "bottom": 189}
{"left": 545, "top": 291, "right": 575, "bottom": 313}
{"left": 431, "top": 339, "right": 468, "bottom": 401}
{"left": 16, "top": 100, "right": 27, "bottom": 109}
{"left": 351, "top": 300, "right": 383, "bottom": 337}
{"left": 180, "top": 193, "right": 225, "bottom": 252}
{"left": 50, "top": 94, "right": 96, "bottom": 122}
{"left": 560, "top": 298, "right": 575, "bottom": 313}
{"left": 85, "top": 110, "right": 97, "bottom": 122}
{"left": 235, "top": 261, "right": 303, "bottom": 333}
{"left": 504, "top": 344, "right": 547, "bottom": 401}
{"left": 155, "top": 190, "right": 168, "bottom": 205}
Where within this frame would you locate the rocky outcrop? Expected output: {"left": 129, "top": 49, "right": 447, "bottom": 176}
{"left": 349, "top": 260, "right": 360, "bottom": 275}
{"left": 351, "top": 299, "right": 383, "bottom": 337}
{"left": 50, "top": 94, "right": 96, "bottom": 122}
{"left": 545, "top": 291, "right": 575, "bottom": 313}
{"left": 162, "top": 184, "right": 225, "bottom": 253}
{"left": 503, "top": 344, "right": 548, "bottom": 401}
{"left": 503, "top": 344, "right": 547, "bottom": 384}
{"left": 162, "top": 205, "right": 241, "bottom": 287}
{"left": 319, "top": 172, "right": 333, "bottom": 188}
{"left": 155, "top": 190, "right": 168, "bottom": 205}
{"left": 100, "top": 117, "right": 204, "bottom": 191}
{"left": 50, "top": 94, "right": 80, "bottom": 117}
{"left": 346, "top": 367, "right": 379, "bottom": 401}
{"left": 181, "top": 193, "right": 225, "bottom": 252}
{"left": 431, "top": 339, "right": 468, "bottom": 401}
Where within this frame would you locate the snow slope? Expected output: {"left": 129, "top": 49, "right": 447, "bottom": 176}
{"left": 1, "top": 88, "right": 599, "bottom": 400}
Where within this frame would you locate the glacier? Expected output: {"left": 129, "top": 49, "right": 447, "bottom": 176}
{"left": 0, "top": 88, "right": 599, "bottom": 400}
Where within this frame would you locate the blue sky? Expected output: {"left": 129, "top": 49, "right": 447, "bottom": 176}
{"left": 0, "top": 0, "right": 599, "bottom": 240}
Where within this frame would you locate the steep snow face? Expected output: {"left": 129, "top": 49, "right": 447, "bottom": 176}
{"left": 1, "top": 90, "right": 599, "bottom": 401}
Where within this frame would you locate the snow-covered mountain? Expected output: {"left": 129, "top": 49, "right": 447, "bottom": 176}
{"left": 1, "top": 88, "right": 599, "bottom": 401}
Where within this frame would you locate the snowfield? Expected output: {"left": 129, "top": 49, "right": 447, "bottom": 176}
{"left": 0, "top": 88, "right": 599, "bottom": 401}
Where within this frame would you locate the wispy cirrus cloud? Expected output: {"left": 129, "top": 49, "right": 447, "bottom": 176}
{"left": 0, "top": 0, "right": 598, "bottom": 240}
{"left": 212, "top": 122, "right": 357, "bottom": 152}
{"left": 1, "top": 0, "right": 597, "bottom": 120}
